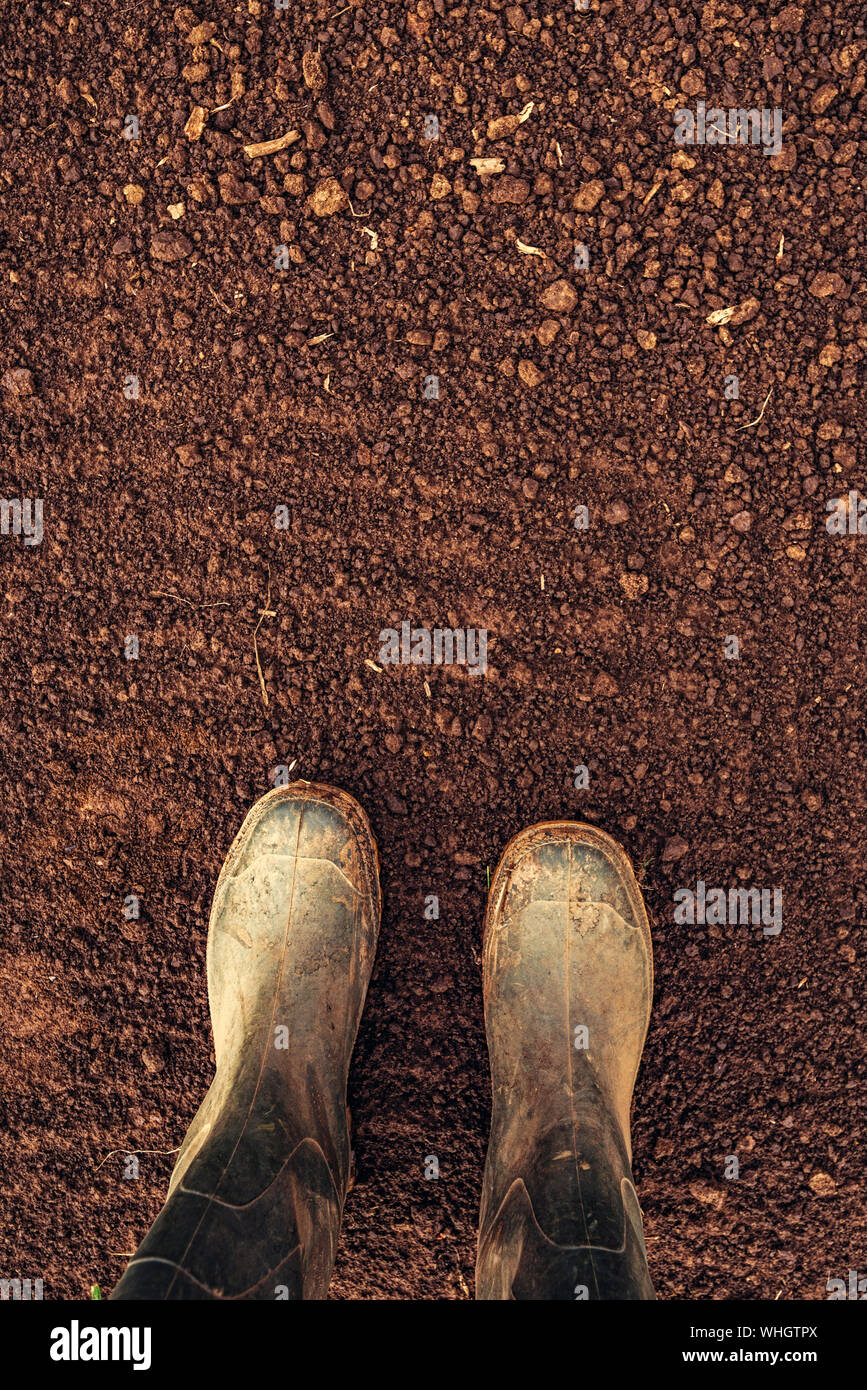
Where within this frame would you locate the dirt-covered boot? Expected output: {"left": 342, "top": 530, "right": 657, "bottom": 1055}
{"left": 476, "top": 821, "right": 655, "bottom": 1300}
{"left": 111, "top": 781, "right": 380, "bottom": 1300}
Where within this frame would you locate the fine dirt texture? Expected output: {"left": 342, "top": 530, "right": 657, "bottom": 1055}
{"left": 1, "top": 0, "right": 865, "bottom": 1301}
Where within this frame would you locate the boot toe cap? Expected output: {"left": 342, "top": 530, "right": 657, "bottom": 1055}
{"left": 218, "top": 781, "right": 380, "bottom": 907}
{"left": 485, "top": 822, "right": 648, "bottom": 943}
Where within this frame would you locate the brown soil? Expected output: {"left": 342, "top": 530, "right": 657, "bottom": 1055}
{"left": 0, "top": 0, "right": 865, "bottom": 1301}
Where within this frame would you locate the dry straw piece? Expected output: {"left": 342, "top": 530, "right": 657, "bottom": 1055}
{"left": 243, "top": 130, "right": 301, "bottom": 158}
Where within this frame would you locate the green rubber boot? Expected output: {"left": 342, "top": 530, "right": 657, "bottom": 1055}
{"left": 111, "top": 782, "right": 380, "bottom": 1300}
{"left": 477, "top": 821, "right": 655, "bottom": 1300}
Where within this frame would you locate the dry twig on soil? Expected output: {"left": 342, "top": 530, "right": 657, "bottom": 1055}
{"left": 253, "top": 568, "right": 275, "bottom": 708}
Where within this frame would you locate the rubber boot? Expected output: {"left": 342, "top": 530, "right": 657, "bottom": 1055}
{"left": 476, "top": 821, "right": 655, "bottom": 1300}
{"left": 111, "top": 781, "right": 380, "bottom": 1300}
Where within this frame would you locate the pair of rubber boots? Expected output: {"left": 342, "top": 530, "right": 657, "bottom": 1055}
{"left": 112, "top": 782, "right": 655, "bottom": 1300}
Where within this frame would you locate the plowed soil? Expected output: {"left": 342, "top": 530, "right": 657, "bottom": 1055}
{"left": 0, "top": 0, "right": 865, "bottom": 1300}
